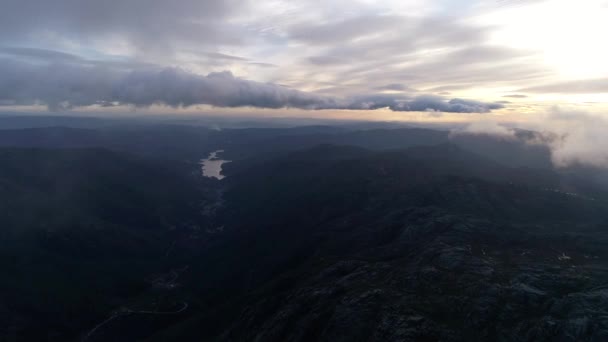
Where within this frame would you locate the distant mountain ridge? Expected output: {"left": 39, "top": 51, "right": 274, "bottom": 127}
{"left": 0, "top": 124, "right": 554, "bottom": 169}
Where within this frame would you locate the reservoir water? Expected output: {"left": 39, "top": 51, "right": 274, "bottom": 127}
{"left": 200, "top": 150, "right": 231, "bottom": 180}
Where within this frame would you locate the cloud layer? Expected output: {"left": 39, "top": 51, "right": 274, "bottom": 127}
{"left": 1, "top": 0, "right": 606, "bottom": 103}
{"left": 0, "top": 0, "right": 245, "bottom": 57}
{"left": 0, "top": 57, "right": 504, "bottom": 113}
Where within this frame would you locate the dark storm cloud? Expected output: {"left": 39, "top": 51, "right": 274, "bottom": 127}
{"left": 520, "top": 79, "right": 608, "bottom": 94}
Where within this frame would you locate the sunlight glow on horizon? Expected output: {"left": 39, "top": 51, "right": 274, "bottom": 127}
{"left": 485, "top": 0, "right": 608, "bottom": 80}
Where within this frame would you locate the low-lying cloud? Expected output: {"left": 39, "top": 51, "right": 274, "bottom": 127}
{"left": 451, "top": 108, "right": 608, "bottom": 169}
{"left": 450, "top": 120, "right": 516, "bottom": 139}
{"left": 539, "top": 108, "right": 608, "bottom": 168}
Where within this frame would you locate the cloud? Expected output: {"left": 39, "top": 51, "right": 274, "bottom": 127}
{"left": 0, "top": 1, "right": 556, "bottom": 103}
{"left": 450, "top": 120, "right": 516, "bottom": 139}
{"left": 203, "top": 52, "right": 249, "bottom": 61}
{"left": 0, "top": 0, "right": 248, "bottom": 59}
{"left": 394, "top": 96, "right": 504, "bottom": 113}
{"left": 0, "top": 47, "right": 83, "bottom": 62}
{"left": 374, "top": 83, "right": 416, "bottom": 92}
{"left": 445, "top": 108, "right": 608, "bottom": 169}
{"left": 502, "top": 94, "right": 528, "bottom": 98}
{"left": 0, "top": 57, "right": 505, "bottom": 113}
{"left": 0, "top": 46, "right": 155, "bottom": 69}
{"left": 301, "top": 34, "right": 546, "bottom": 98}
{"left": 307, "top": 56, "right": 350, "bottom": 66}
{"left": 248, "top": 62, "right": 278, "bottom": 68}
{"left": 0, "top": 60, "right": 337, "bottom": 110}
{"left": 520, "top": 79, "right": 608, "bottom": 94}
{"left": 339, "top": 95, "right": 504, "bottom": 113}
{"left": 289, "top": 15, "right": 405, "bottom": 45}
{"left": 536, "top": 108, "right": 608, "bottom": 167}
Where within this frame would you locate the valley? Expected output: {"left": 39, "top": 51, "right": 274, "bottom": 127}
{"left": 0, "top": 118, "right": 607, "bottom": 341}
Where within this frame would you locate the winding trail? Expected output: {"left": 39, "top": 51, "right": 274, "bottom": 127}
{"left": 81, "top": 312, "right": 127, "bottom": 342}
{"left": 82, "top": 302, "right": 189, "bottom": 341}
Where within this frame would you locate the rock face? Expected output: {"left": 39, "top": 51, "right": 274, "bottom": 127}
{"left": 207, "top": 203, "right": 608, "bottom": 341}
{"left": 198, "top": 146, "right": 608, "bottom": 342}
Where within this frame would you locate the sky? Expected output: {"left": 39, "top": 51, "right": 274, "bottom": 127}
{"left": 0, "top": 0, "right": 607, "bottom": 124}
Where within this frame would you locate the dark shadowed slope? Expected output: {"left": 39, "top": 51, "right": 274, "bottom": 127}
{"left": 0, "top": 148, "right": 213, "bottom": 341}
{"left": 2, "top": 134, "right": 607, "bottom": 341}
{"left": 146, "top": 144, "right": 608, "bottom": 341}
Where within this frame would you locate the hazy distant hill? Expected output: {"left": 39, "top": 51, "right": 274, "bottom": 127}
{"left": 0, "top": 123, "right": 554, "bottom": 169}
